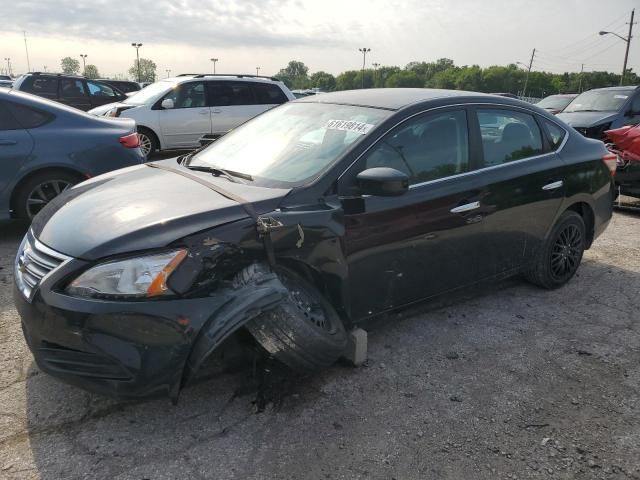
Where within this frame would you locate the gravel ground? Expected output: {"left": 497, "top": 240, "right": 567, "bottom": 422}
{"left": 0, "top": 210, "right": 639, "bottom": 480}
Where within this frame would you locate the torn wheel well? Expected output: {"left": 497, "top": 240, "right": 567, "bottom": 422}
{"left": 566, "top": 202, "right": 595, "bottom": 248}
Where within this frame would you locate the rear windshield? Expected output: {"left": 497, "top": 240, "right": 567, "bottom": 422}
{"left": 537, "top": 96, "right": 575, "bottom": 110}
{"left": 563, "top": 89, "right": 634, "bottom": 113}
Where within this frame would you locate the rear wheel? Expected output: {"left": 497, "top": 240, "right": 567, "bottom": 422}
{"left": 524, "top": 211, "right": 586, "bottom": 289}
{"left": 14, "top": 171, "right": 81, "bottom": 220}
{"left": 235, "top": 264, "right": 348, "bottom": 371}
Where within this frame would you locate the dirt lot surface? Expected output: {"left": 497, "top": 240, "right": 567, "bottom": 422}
{"left": 0, "top": 211, "right": 639, "bottom": 480}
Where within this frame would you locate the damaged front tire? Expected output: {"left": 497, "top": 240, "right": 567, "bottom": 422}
{"left": 234, "top": 264, "right": 347, "bottom": 371}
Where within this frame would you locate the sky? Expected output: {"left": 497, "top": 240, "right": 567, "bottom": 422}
{"left": 1, "top": 0, "right": 638, "bottom": 80}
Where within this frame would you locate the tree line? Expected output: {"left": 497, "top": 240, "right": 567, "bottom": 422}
{"left": 275, "top": 59, "right": 639, "bottom": 97}
{"left": 59, "top": 57, "right": 157, "bottom": 82}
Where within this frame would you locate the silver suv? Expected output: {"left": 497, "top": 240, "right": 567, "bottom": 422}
{"left": 88, "top": 74, "right": 295, "bottom": 156}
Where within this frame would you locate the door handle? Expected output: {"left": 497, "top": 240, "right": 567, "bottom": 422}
{"left": 199, "top": 110, "right": 210, "bottom": 115}
{"left": 542, "top": 180, "right": 563, "bottom": 191}
{"left": 0, "top": 139, "right": 17, "bottom": 146}
{"left": 450, "top": 201, "right": 480, "bottom": 213}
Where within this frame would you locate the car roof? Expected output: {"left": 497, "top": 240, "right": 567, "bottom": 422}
{"left": 169, "top": 74, "right": 283, "bottom": 84}
{"left": 589, "top": 86, "right": 639, "bottom": 92}
{"left": 294, "top": 88, "right": 493, "bottom": 110}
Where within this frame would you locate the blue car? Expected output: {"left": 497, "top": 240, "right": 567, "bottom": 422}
{"left": 0, "top": 87, "right": 144, "bottom": 220}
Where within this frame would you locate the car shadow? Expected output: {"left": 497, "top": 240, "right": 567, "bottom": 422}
{"left": 19, "top": 255, "right": 640, "bottom": 478}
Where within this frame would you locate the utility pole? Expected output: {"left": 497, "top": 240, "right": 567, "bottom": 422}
{"left": 599, "top": 9, "right": 635, "bottom": 85}
{"left": 522, "top": 48, "right": 535, "bottom": 98}
{"left": 23, "top": 31, "right": 31, "bottom": 72}
{"left": 622, "top": 9, "right": 635, "bottom": 85}
{"left": 358, "top": 47, "right": 370, "bottom": 89}
{"left": 210, "top": 58, "right": 218, "bottom": 74}
{"left": 131, "top": 43, "right": 143, "bottom": 82}
{"left": 80, "top": 54, "right": 88, "bottom": 75}
{"left": 578, "top": 64, "right": 584, "bottom": 92}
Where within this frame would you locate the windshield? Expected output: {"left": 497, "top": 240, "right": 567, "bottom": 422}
{"left": 537, "top": 95, "right": 575, "bottom": 110}
{"left": 563, "top": 89, "right": 633, "bottom": 113}
{"left": 124, "top": 81, "right": 176, "bottom": 105}
{"left": 190, "top": 103, "right": 391, "bottom": 187}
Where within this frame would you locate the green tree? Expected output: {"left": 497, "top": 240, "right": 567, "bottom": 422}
{"left": 335, "top": 70, "right": 359, "bottom": 90}
{"left": 373, "top": 66, "right": 401, "bottom": 88}
{"left": 129, "top": 58, "right": 156, "bottom": 82}
{"left": 84, "top": 64, "right": 100, "bottom": 79}
{"left": 275, "top": 60, "right": 310, "bottom": 89}
{"left": 385, "top": 71, "right": 423, "bottom": 88}
{"left": 309, "top": 71, "right": 336, "bottom": 91}
{"left": 60, "top": 57, "right": 80, "bottom": 75}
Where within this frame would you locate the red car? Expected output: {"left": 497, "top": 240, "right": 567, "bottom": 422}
{"left": 605, "top": 124, "right": 640, "bottom": 199}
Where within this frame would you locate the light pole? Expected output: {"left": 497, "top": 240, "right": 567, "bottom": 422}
{"left": 516, "top": 48, "right": 535, "bottom": 97}
{"left": 166, "top": 69, "right": 171, "bottom": 78}
{"left": 80, "top": 54, "right": 87, "bottom": 75}
{"left": 358, "top": 47, "right": 370, "bottom": 89}
{"left": 131, "top": 43, "right": 143, "bottom": 82}
{"left": 4, "top": 58, "right": 11, "bottom": 76}
{"left": 43, "top": 65, "right": 47, "bottom": 72}
{"left": 599, "top": 8, "right": 635, "bottom": 85}
{"left": 210, "top": 58, "right": 218, "bottom": 74}
{"left": 256, "top": 66, "right": 261, "bottom": 76}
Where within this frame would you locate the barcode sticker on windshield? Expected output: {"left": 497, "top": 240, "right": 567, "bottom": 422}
{"left": 614, "top": 95, "right": 629, "bottom": 99}
{"left": 325, "top": 119, "right": 374, "bottom": 135}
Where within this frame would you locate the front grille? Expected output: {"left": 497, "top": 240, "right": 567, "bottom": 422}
{"left": 15, "top": 233, "right": 71, "bottom": 301}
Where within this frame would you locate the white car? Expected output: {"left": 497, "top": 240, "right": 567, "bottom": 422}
{"left": 88, "top": 74, "right": 295, "bottom": 156}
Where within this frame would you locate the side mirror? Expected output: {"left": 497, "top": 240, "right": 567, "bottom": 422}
{"left": 356, "top": 167, "right": 409, "bottom": 196}
{"left": 161, "top": 98, "right": 175, "bottom": 109}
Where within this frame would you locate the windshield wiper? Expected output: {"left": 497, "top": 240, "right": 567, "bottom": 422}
{"left": 185, "top": 165, "right": 253, "bottom": 183}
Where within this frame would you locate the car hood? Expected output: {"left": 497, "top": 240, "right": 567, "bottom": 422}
{"left": 556, "top": 111, "right": 618, "bottom": 128}
{"left": 87, "top": 102, "right": 128, "bottom": 116}
{"left": 31, "top": 159, "right": 290, "bottom": 260}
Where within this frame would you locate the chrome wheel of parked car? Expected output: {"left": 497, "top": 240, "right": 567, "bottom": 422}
{"left": 137, "top": 132, "right": 153, "bottom": 156}
{"left": 26, "top": 179, "right": 74, "bottom": 219}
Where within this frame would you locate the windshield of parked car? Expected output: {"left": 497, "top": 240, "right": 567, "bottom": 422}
{"left": 190, "top": 103, "right": 391, "bottom": 188}
{"left": 563, "top": 89, "right": 633, "bottom": 113}
{"left": 537, "top": 95, "right": 574, "bottom": 110}
{"left": 124, "top": 81, "right": 175, "bottom": 105}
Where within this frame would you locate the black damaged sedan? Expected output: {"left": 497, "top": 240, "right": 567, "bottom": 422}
{"left": 14, "top": 89, "right": 615, "bottom": 401}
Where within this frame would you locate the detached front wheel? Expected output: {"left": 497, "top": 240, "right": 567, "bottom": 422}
{"left": 235, "top": 264, "right": 348, "bottom": 371}
{"left": 524, "top": 211, "right": 586, "bottom": 289}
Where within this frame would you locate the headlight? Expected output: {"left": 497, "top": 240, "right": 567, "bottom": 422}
{"left": 66, "top": 249, "right": 187, "bottom": 299}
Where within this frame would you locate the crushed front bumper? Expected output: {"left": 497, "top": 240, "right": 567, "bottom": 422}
{"left": 14, "top": 269, "right": 287, "bottom": 402}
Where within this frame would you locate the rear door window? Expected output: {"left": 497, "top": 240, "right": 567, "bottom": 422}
{"left": 252, "top": 83, "right": 288, "bottom": 105}
{"left": 477, "top": 109, "right": 543, "bottom": 167}
{"left": 21, "top": 76, "right": 59, "bottom": 97}
{"left": 208, "top": 82, "right": 256, "bottom": 106}
{"left": 544, "top": 120, "right": 566, "bottom": 151}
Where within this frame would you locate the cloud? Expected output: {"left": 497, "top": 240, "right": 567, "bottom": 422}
{"left": 11, "top": 0, "right": 346, "bottom": 48}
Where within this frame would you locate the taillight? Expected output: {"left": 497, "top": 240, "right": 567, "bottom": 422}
{"left": 602, "top": 152, "right": 617, "bottom": 176}
{"left": 119, "top": 132, "right": 140, "bottom": 149}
